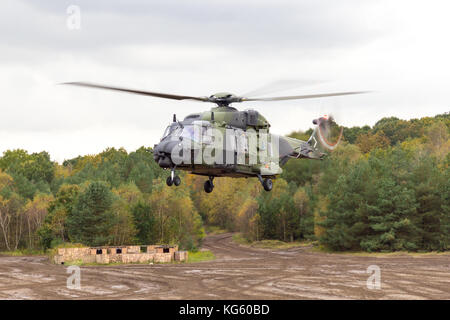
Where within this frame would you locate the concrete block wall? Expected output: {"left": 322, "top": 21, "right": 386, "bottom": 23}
{"left": 95, "top": 254, "right": 110, "bottom": 264}
{"left": 55, "top": 247, "right": 90, "bottom": 263}
{"left": 121, "top": 253, "right": 155, "bottom": 264}
{"left": 154, "top": 252, "right": 172, "bottom": 263}
{"left": 53, "top": 245, "right": 183, "bottom": 264}
{"left": 54, "top": 249, "right": 96, "bottom": 264}
{"left": 126, "top": 246, "right": 140, "bottom": 253}
{"left": 175, "top": 251, "right": 188, "bottom": 262}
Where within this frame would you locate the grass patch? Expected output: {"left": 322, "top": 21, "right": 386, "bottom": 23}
{"left": 63, "top": 259, "right": 84, "bottom": 266}
{"left": 187, "top": 250, "right": 215, "bottom": 263}
{"left": 310, "top": 246, "right": 450, "bottom": 257}
{"left": 205, "top": 225, "right": 228, "bottom": 235}
{"left": 0, "top": 249, "right": 45, "bottom": 256}
{"left": 346, "top": 251, "right": 450, "bottom": 257}
{"left": 232, "top": 233, "right": 251, "bottom": 245}
{"left": 232, "top": 233, "right": 314, "bottom": 249}
{"left": 251, "top": 240, "right": 313, "bottom": 249}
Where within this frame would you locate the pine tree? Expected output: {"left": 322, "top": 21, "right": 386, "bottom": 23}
{"left": 320, "top": 161, "right": 372, "bottom": 251}
{"left": 66, "top": 181, "right": 116, "bottom": 246}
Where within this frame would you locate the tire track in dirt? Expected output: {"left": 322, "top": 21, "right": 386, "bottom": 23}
{"left": 0, "top": 233, "right": 449, "bottom": 299}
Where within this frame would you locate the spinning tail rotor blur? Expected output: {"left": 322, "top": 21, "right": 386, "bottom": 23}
{"left": 309, "top": 115, "right": 343, "bottom": 154}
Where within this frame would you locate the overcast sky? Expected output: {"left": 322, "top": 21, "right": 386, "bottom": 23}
{"left": 1, "top": 0, "right": 449, "bottom": 162}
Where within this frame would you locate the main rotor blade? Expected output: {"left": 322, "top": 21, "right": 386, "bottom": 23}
{"left": 61, "top": 82, "right": 209, "bottom": 102}
{"left": 241, "top": 79, "right": 325, "bottom": 98}
{"left": 241, "top": 91, "right": 369, "bottom": 102}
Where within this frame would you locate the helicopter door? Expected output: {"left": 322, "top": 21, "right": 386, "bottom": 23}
{"left": 202, "top": 126, "right": 213, "bottom": 145}
{"left": 235, "top": 129, "right": 249, "bottom": 165}
{"left": 224, "top": 128, "right": 236, "bottom": 166}
{"left": 247, "top": 130, "right": 258, "bottom": 165}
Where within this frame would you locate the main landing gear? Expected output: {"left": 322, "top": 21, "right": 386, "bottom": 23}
{"left": 166, "top": 168, "right": 181, "bottom": 187}
{"left": 257, "top": 174, "right": 273, "bottom": 192}
{"left": 204, "top": 176, "right": 214, "bottom": 193}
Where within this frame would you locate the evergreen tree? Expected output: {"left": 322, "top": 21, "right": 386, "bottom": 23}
{"left": 66, "top": 181, "right": 116, "bottom": 246}
{"left": 319, "top": 161, "right": 372, "bottom": 251}
{"left": 132, "top": 201, "right": 157, "bottom": 244}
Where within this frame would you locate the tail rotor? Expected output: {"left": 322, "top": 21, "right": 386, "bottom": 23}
{"left": 309, "top": 115, "right": 343, "bottom": 154}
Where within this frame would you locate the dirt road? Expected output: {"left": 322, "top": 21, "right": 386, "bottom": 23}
{"left": 0, "top": 233, "right": 449, "bottom": 299}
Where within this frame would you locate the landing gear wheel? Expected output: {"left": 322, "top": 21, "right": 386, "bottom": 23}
{"left": 204, "top": 179, "right": 214, "bottom": 193}
{"left": 263, "top": 178, "right": 273, "bottom": 192}
{"left": 173, "top": 176, "right": 181, "bottom": 186}
{"left": 166, "top": 176, "right": 173, "bottom": 186}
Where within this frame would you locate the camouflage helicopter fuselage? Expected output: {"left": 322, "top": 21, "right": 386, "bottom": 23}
{"left": 152, "top": 105, "right": 328, "bottom": 182}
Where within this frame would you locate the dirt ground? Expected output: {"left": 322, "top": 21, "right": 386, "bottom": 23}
{"left": 0, "top": 233, "right": 449, "bottom": 300}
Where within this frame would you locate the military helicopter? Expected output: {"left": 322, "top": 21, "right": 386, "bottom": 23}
{"left": 64, "top": 82, "right": 366, "bottom": 193}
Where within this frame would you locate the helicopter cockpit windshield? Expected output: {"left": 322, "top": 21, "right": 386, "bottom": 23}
{"left": 161, "top": 122, "right": 210, "bottom": 143}
{"left": 161, "top": 124, "right": 182, "bottom": 141}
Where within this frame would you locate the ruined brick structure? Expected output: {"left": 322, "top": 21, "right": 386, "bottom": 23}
{"left": 53, "top": 245, "right": 188, "bottom": 264}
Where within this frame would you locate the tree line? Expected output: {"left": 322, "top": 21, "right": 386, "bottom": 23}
{"left": 0, "top": 113, "right": 448, "bottom": 252}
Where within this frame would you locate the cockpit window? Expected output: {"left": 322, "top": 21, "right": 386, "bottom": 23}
{"left": 161, "top": 123, "right": 211, "bottom": 143}
{"left": 161, "top": 124, "right": 181, "bottom": 141}
{"left": 181, "top": 126, "right": 195, "bottom": 139}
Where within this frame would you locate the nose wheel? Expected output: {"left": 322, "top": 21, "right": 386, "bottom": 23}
{"left": 166, "top": 168, "right": 181, "bottom": 187}
{"left": 257, "top": 174, "right": 273, "bottom": 192}
{"left": 204, "top": 177, "right": 214, "bottom": 193}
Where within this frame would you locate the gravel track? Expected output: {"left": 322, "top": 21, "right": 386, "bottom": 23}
{"left": 0, "top": 233, "right": 448, "bottom": 299}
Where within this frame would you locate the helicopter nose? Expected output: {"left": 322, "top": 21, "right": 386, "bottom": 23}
{"left": 153, "top": 140, "right": 180, "bottom": 168}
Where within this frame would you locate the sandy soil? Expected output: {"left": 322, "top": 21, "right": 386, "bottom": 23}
{"left": 0, "top": 233, "right": 449, "bottom": 300}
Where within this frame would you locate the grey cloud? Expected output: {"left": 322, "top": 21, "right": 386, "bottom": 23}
{"left": 3, "top": 0, "right": 387, "bottom": 54}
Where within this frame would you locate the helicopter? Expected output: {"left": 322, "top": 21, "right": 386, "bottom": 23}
{"left": 63, "top": 82, "right": 366, "bottom": 193}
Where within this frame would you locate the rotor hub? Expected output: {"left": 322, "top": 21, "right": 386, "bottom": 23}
{"left": 208, "top": 92, "right": 241, "bottom": 106}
